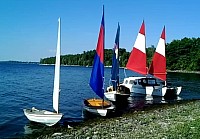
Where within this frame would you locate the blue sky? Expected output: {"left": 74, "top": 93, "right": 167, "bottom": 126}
{"left": 0, "top": 0, "right": 199, "bottom": 62}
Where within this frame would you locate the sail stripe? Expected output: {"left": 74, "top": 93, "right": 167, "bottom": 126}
{"left": 148, "top": 53, "right": 166, "bottom": 80}
{"left": 161, "top": 26, "right": 165, "bottom": 40}
{"left": 155, "top": 38, "right": 165, "bottom": 57}
{"left": 139, "top": 21, "right": 145, "bottom": 35}
{"left": 126, "top": 48, "right": 147, "bottom": 75}
{"left": 156, "top": 27, "right": 165, "bottom": 57}
{"left": 89, "top": 7, "right": 105, "bottom": 99}
{"left": 96, "top": 10, "right": 104, "bottom": 63}
{"left": 133, "top": 33, "right": 146, "bottom": 53}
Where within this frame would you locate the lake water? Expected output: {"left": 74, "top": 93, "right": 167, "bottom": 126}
{"left": 0, "top": 62, "right": 200, "bottom": 138}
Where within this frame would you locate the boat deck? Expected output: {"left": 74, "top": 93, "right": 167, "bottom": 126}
{"left": 24, "top": 108, "right": 57, "bottom": 115}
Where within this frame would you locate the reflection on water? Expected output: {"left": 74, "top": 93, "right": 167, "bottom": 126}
{"left": 128, "top": 95, "right": 183, "bottom": 110}
{"left": 82, "top": 94, "right": 184, "bottom": 121}
{"left": 24, "top": 124, "right": 41, "bottom": 135}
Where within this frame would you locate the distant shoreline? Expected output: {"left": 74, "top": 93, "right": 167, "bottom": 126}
{"left": 40, "top": 64, "right": 200, "bottom": 74}
{"left": 2, "top": 61, "right": 199, "bottom": 74}
{"left": 0, "top": 61, "right": 39, "bottom": 64}
{"left": 167, "top": 70, "right": 200, "bottom": 74}
{"left": 39, "top": 64, "right": 200, "bottom": 74}
{"left": 39, "top": 64, "right": 87, "bottom": 67}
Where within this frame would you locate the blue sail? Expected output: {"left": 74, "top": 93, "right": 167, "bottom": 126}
{"left": 111, "top": 24, "right": 120, "bottom": 91}
{"left": 89, "top": 8, "right": 105, "bottom": 99}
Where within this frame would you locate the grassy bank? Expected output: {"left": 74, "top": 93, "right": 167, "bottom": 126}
{"left": 24, "top": 100, "right": 200, "bottom": 139}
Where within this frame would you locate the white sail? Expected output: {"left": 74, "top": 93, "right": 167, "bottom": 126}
{"left": 24, "top": 18, "right": 63, "bottom": 126}
{"left": 53, "top": 17, "right": 61, "bottom": 113}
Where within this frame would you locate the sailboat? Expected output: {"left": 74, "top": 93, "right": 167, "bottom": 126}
{"left": 104, "top": 23, "right": 130, "bottom": 102}
{"left": 23, "top": 17, "right": 63, "bottom": 126}
{"left": 83, "top": 7, "right": 114, "bottom": 117}
{"left": 121, "top": 22, "right": 182, "bottom": 97}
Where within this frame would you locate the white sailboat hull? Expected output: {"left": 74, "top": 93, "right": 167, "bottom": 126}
{"left": 83, "top": 105, "right": 114, "bottom": 117}
{"left": 104, "top": 91, "right": 116, "bottom": 102}
{"left": 104, "top": 91, "right": 130, "bottom": 102}
{"left": 24, "top": 108, "right": 63, "bottom": 126}
{"left": 122, "top": 77, "right": 181, "bottom": 97}
{"left": 131, "top": 85, "right": 181, "bottom": 97}
{"left": 131, "top": 85, "right": 167, "bottom": 96}
{"left": 104, "top": 85, "right": 130, "bottom": 102}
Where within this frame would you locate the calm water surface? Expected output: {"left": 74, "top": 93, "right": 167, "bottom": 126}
{"left": 0, "top": 62, "right": 200, "bottom": 138}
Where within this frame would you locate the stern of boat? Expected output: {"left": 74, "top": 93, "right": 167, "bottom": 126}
{"left": 104, "top": 91, "right": 116, "bottom": 102}
{"left": 83, "top": 99, "right": 115, "bottom": 116}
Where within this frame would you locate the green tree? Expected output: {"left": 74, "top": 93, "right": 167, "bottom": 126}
{"left": 40, "top": 38, "right": 200, "bottom": 72}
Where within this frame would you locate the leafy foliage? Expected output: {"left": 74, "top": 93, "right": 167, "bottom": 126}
{"left": 40, "top": 37, "right": 200, "bottom": 71}
{"left": 166, "top": 37, "right": 200, "bottom": 71}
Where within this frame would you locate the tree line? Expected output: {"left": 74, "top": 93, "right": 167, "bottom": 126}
{"left": 40, "top": 37, "right": 200, "bottom": 71}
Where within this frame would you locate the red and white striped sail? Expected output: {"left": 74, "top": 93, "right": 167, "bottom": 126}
{"left": 148, "top": 27, "right": 166, "bottom": 81}
{"left": 126, "top": 21, "right": 147, "bottom": 75}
